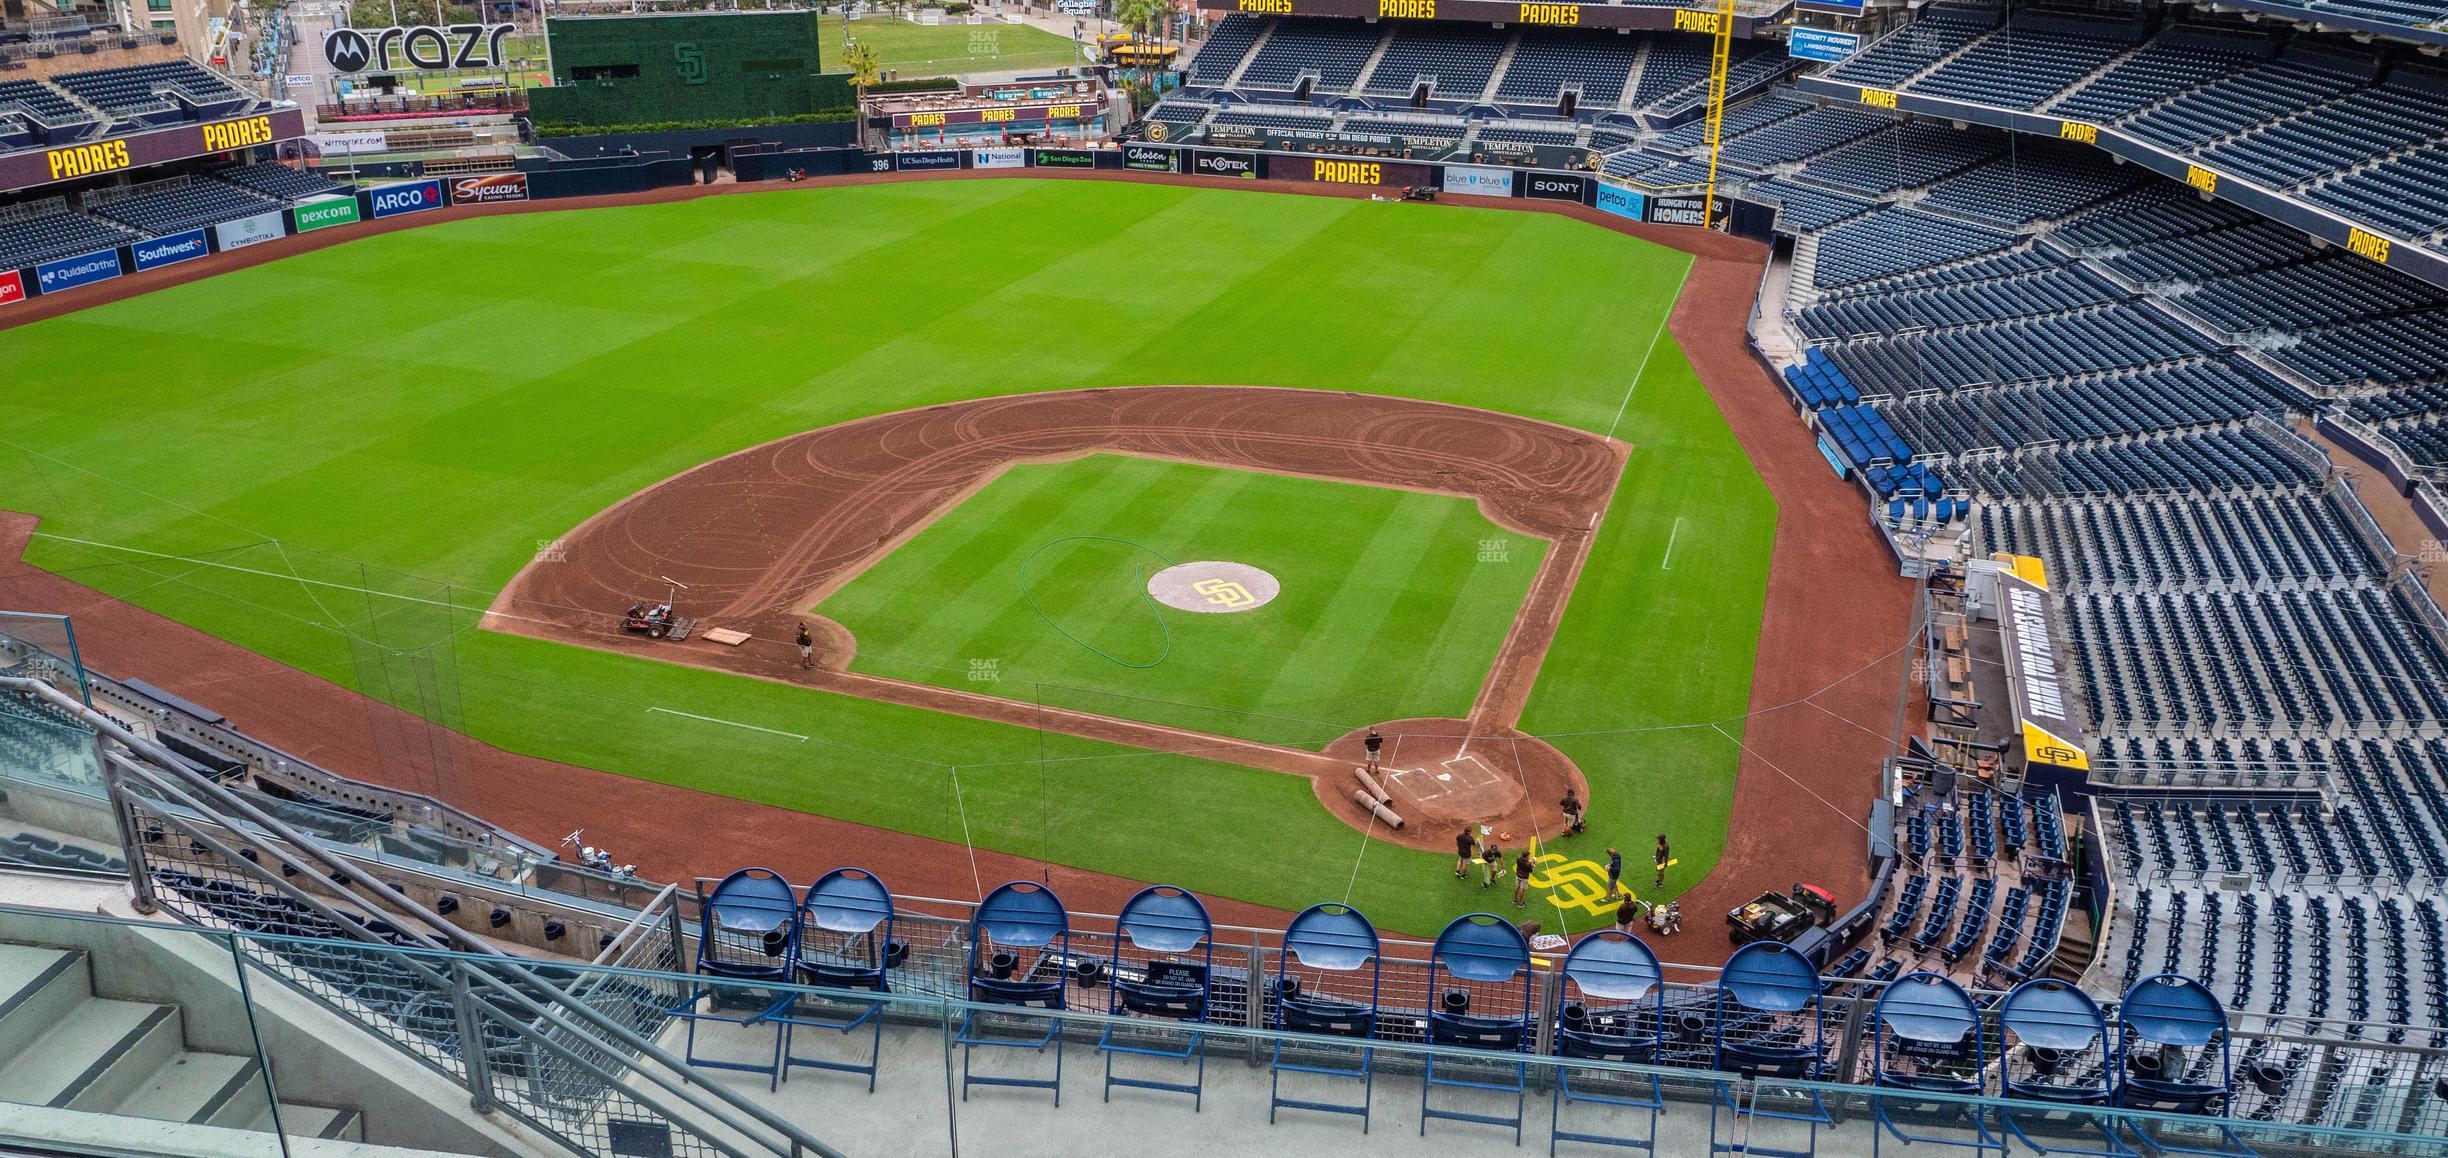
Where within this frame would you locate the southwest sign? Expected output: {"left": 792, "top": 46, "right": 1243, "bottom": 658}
{"left": 0, "top": 108, "right": 307, "bottom": 195}
{"left": 323, "top": 24, "right": 514, "bottom": 73}
{"left": 131, "top": 228, "right": 210, "bottom": 272}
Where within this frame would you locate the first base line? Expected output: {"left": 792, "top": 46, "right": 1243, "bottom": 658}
{"left": 647, "top": 706, "right": 809, "bottom": 741}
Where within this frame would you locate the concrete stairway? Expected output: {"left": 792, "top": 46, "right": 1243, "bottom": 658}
{"left": 0, "top": 941, "right": 364, "bottom": 1142}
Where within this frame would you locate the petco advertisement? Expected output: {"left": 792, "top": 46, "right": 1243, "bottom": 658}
{"left": 35, "top": 248, "right": 123, "bottom": 293}
{"left": 131, "top": 229, "right": 209, "bottom": 272}
{"left": 368, "top": 179, "right": 445, "bottom": 219}
{"left": 1123, "top": 145, "right": 1178, "bottom": 173}
{"left": 1441, "top": 165, "right": 1515, "bottom": 197}
{"left": 0, "top": 269, "right": 22, "bottom": 307}
{"left": 449, "top": 172, "right": 530, "bottom": 204}
{"left": 972, "top": 147, "right": 1026, "bottom": 169}
{"left": 1595, "top": 182, "right": 1647, "bottom": 222}
{"left": 215, "top": 209, "right": 286, "bottom": 252}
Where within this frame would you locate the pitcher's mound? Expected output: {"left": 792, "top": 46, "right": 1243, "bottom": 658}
{"left": 1147, "top": 561, "right": 1280, "bottom": 613}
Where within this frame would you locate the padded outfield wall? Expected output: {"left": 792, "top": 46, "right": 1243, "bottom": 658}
{"left": 527, "top": 12, "right": 856, "bottom": 134}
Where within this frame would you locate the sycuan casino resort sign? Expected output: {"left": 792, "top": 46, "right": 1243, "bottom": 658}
{"left": 0, "top": 109, "right": 308, "bottom": 195}
{"left": 1193, "top": 0, "right": 1775, "bottom": 36}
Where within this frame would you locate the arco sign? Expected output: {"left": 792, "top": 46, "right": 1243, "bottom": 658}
{"left": 323, "top": 24, "right": 514, "bottom": 73}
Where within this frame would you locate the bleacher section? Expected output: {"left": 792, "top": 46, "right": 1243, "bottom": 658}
{"left": 210, "top": 161, "right": 343, "bottom": 202}
{"left": 0, "top": 203, "right": 131, "bottom": 268}
{"left": 84, "top": 178, "right": 275, "bottom": 237}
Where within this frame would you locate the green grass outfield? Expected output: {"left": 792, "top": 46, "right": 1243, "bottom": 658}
{"left": 821, "top": 17, "right": 1086, "bottom": 75}
{"left": 820, "top": 454, "right": 1547, "bottom": 743}
{"left": 0, "top": 179, "right": 1773, "bottom": 936}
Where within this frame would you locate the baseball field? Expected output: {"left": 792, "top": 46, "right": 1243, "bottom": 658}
{"left": 0, "top": 178, "right": 1775, "bottom": 935}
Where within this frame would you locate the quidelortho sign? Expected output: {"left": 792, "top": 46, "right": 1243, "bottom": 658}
{"left": 293, "top": 195, "right": 361, "bottom": 232}
{"left": 130, "top": 229, "right": 209, "bottom": 272}
{"left": 323, "top": 23, "right": 514, "bottom": 73}
{"left": 367, "top": 179, "right": 445, "bottom": 219}
{"left": 35, "top": 248, "right": 123, "bottom": 294}
{"left": 215, "top": 209, "right": 287, "bottom": 252}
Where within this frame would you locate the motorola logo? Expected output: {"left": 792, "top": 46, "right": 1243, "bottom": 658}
{"left": 324, "top": 28, "right": 372, "bottom": 72}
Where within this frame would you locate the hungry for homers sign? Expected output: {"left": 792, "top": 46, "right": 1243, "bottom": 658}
{"left": 1994, "top": 556, "right": 2090, "bottom": 776}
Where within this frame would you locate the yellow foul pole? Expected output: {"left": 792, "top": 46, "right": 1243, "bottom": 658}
{"left": 1701, "top": 0, "right": 1738, "bottom": 230}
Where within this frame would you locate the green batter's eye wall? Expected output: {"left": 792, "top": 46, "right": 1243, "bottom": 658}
{"left": 527, "top": 11, "right": 856, "bottom": 132}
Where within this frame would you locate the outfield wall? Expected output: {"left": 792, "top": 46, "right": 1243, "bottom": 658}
{"left": 0, "top": 143, "right": 1771, "bottom": 313}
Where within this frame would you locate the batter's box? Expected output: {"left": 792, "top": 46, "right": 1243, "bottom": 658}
{"left": 1387, "top": 753, "right": 1505, "bottom": 802}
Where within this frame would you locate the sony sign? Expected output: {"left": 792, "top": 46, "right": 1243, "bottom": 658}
{"left": 323, "top": 24, "right": 513, "bottom": 73}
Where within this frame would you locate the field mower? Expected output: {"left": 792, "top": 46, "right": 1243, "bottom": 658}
{"left": 1401, "top": 185, "right": 1438, "bottom": 202}
{"left": 618, "top": 578, "right": 697, "bottom": 641}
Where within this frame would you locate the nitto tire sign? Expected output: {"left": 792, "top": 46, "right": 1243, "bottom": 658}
{"left": 131, "top": 229, "right": 209, "bottom": 272}
{"left": 894, "top": 150, "right": 963, "bottom": 172}
{"left": 35, "top": 248, "right": 122, "bottom": 294}
{"left": 215, "top": 209, "right": 286, "bottom": 252}
{"left": 368, "top": 179, "right": 444, "bottom": 219}
{"left": 323, "top": 24, "right": 513, "bottom": 73}
{"left": 1441, "top": 165, "right": 1514, "bottom": 197}
{"left": 1524, "top": 173, "right": 1590, "bottom": 202}
{"left": 0, "top": 269, "right": 22, "bottom": 308}
{"left": 1189, "top": 150, "right": 1254, "bottom": 179}
{"left": 1123, "top": 145, "right": 1177, "bottom": 173}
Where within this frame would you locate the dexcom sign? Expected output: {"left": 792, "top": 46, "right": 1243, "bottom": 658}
{"left": 368, "top": 179, "right": 444, "bottom": 219}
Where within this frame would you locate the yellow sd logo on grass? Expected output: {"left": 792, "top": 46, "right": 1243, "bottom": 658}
{"left": 1192, "top": 579, "right": 1256, "bottom": 609}
{"left": 1524, "top": 838, "right": 1635, "bottom": 918}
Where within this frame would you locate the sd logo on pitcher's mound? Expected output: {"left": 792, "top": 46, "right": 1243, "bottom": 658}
{"left": 1148, "top": 562, "right": 1279, "bottom": 613}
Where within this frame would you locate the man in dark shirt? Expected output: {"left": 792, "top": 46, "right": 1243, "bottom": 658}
{"left": 1455, "top": 827, "right": 1476, "bottom": 879}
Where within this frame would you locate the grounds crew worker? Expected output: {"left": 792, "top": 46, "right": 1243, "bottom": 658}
{"left": 796, "top": 623, "right": 815, "bottom": 669}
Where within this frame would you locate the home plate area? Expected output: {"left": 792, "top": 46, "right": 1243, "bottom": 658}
{"left": 1389, "top": 754, "right": 1507, "bottom": 809}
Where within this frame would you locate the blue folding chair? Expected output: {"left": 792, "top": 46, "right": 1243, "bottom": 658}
{"left": 956, "top": 881, "right": 1070, "bottom": 1104}
{"left": 1997, "top": 979, "right": 2132, "bottom": 1156}
{"left": 669, "top": 868, "right": 799, "bottom": 1088}
{"left": 1709, "top": 941, "right": 1832, "bottom": 1158}
{"left": 1549, "top": 929, "right": 1668, "bottom": 1155}
{"left": 764, "top": 868, "right": 898, "bottom": 1093}
{"left": 2115, "top": 974, "right": 2254, "bottom": 1156}
{"left": 1100, "top": 884, "right": 1213, "bottom": 1108}
{"left": 1420, "top": 913, "right": 1535, "bottom": 1142}
{"left": 1268, "top": 903, "right": 1382, "bottom": 1131}
{"left": 1869, "top": 972, "right": 1995, "bottom": 1156}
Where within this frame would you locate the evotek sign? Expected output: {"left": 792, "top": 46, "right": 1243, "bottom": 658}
{"left": 323, "top": 24, "right": 514, "bottom": 73}
{"left": 1190, "top": 150, "right": 1254, "bottom": 178}
{"left": 368, "top": 179, "right": 444, "bottom": 219}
